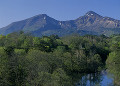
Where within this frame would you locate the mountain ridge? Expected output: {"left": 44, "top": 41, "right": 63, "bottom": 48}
{"left": 0, "top": 11, "right": 120, "bottom": 36}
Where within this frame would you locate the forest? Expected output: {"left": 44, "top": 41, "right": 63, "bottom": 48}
{"left": 0, "top": 31, "right": 120, "bottom": 86}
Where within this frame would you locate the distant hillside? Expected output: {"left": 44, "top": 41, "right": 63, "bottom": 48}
{"left": 0, "top": 11, "right": 120, "bottom": 36}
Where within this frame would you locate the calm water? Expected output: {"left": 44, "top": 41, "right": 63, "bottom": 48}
{"left": 75, "top": 70, "right": 114, "bottom": 86}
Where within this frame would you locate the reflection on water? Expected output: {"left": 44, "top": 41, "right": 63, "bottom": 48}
{"left": 75, "top": 70, "right": 114, "bottom": 86}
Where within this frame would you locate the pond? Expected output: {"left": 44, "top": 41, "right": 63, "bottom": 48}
{"left": 75, "top": 70, "right": 114, "bottom": 86}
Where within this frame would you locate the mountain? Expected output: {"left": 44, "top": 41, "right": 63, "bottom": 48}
{"left": 0, "top": 11, "right": 120, "bottom": 36}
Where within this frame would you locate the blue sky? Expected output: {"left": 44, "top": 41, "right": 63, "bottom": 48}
{"left": 0, "top": 0, "right": 120, "bottom": 28}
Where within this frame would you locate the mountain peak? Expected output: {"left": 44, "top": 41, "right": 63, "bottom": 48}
{"left": 28, "top": 14, "right": 50, "bottom": 21}
{"left": 85, "top": 11, "right": 100, "bottom": 17}
{"left": 39, "top": 14, "right": 48, "bottom": 16}
{"left": 35, "top": 14, "right": 48, "bottom": 18}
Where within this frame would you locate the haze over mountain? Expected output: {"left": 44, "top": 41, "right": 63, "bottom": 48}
{"left": 0, "top": 11, "right": 120, "bottom": 36}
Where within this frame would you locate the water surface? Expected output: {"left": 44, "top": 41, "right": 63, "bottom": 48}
{"left": 75, "top": 70, "right": 114, "bottom": 86}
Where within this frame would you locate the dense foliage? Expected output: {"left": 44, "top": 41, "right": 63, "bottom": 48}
{"left": 106, "top": 35, "right": 120, "bottom": 85}
{"left": 0, "top": 31, "right": 119, "bottom": 86}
